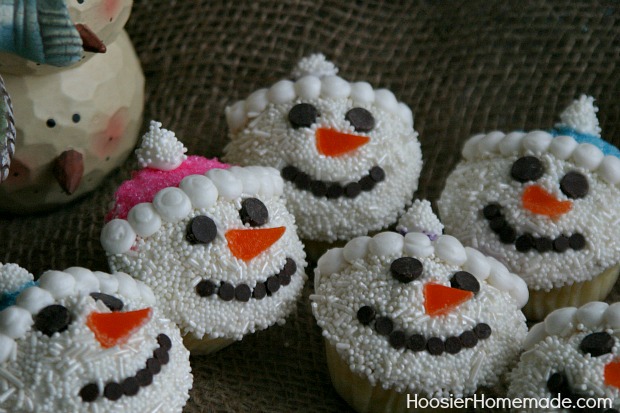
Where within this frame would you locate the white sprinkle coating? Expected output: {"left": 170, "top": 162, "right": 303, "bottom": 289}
{"left": 106, "top": 193, "right": 307, "bottom": 341}
{"left": 312, "top": 232, "right": 527, "bottom": 396}
{"left": 224, "top": 56, "right": 422, "bottom": 242}
{"left": 396, "top": 199, "right": 444, "bottom": 237}
{"left": 290, "top": 53, "right": 339, "bottom": 79}
{"left": 439, "top": 138, "right": 620, "bottom": 290}
{"left": 508, "top": 302, "right": 620, "bottom": 411}
{"left": 556, "top": 94, "right": 602, "bottom": 137}
{"left": 135, "top": 121, "right": 188, "bottom": 171}
{"left": 0, "top": 263, "right": 192, "bottom": 413}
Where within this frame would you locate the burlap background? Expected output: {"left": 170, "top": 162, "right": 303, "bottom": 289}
{"left": 1, "top": 1, "right": 619, "bottom": 411}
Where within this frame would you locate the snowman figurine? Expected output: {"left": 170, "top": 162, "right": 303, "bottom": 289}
{"left": 0, "top": 0, "right": 143, "bottom": 213}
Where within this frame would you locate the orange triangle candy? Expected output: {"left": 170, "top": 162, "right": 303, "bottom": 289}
{"left": 86, "top": 308, "right": 152, "bottom": 348}
{"left": 315, "top": 128, "right": 370, "bottom": 157}
{"left": 226, "top": 226, "right": 286, "bottom": 261}
{"left": 605, "top": 361, "right": 620, "bottom": 390}
{"left": 522, "top": 185, "right": 572, "bottom": 218}
{"left": 423, "top": 283, "right": 474, "bottom": 317}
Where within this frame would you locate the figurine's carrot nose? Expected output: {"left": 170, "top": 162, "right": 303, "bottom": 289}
{"left": 424, "top": 283, "right": 474, "bottom": 316}
{"left": 226, "top": 227, "right": 286, "bottom": 261}
{"left": 315, "top": 128, "right": 370, "bottom": 157}
{"left": 75, "top": 24, "right": 107, "bottom": 53}
{"left": 605, "top": 361, "right": 620, "bottom": 390}
{"left": 87, "top": 308, "right": 152, "bottom": 348}
{"left": 522, "top": 185, "right": 572, "bottom": 218}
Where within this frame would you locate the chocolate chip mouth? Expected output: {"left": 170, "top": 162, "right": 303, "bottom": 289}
{"left": 79, "top": 333, "right": 172, "bottom": 403}
{"left": 482, "top": 203, "right": 587, "bottom": 253}
{"left": 356, "top": 305, "right": 491, "bottom": 356}
{"left": 280, "top": 165, "right": 385, "bottom": 199}
{"left": 195, "top": 257, "right": 298, "bottom": 301}
{"left": 546, "top": 371, "right": 619, "bottom": 413}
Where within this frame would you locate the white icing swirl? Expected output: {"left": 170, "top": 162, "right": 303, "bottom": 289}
{"left": 128, "top": 203, "right": 162, "bottom": 237}
{"left": 179, "top": 174, "right": 218, "bottom": 209}
{"left": 15, "top": 286, "right": 55, "bottom": 314}
{"left": 100, "top": 219, "right": 137, "bottom": 254}
{"left": 205, "top": 169, "right": 243, "bottom": 201}
{"left": 38, "top": 270, "right": 76, "bottom": 299}
{"left": 153, "top": 187, "right": 192, "bottom": 222}
{"left": 0, "top": 306, "right": 33, "bottom": 338}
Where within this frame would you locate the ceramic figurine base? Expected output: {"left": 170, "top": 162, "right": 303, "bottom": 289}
{"left": 0, "top": 30, "right": 144, "bottom": 214}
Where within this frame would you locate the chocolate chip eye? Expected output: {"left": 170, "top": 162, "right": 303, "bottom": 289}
{"left": 560, "top": 171, "right": 589, "bottom": 199}
{"left": 186, "top": 215, "right": 217, "bottom": 244}
{"left": 450, "top": 271, "right": 480, "bottom": 293}
{"left": 345, "top": 108, "right": 375, "bottom": 132}
{"left": 90, "top": 293, "right": 124, "bottom": 311}
{"left": 34, "top": 304, "right": 72, "bottom": 336}
{"left": 239, "top": 198, "right": 268, "bottom": 227}
{"left": 510, "top": 156, "right": 544, "bottom": 183}
{"left": 390, "top": 257, "right": 423, "bottom": 283}
{"left": 579, "top": 332, "right": 615, "bottom": 357}
{"left": 288, "top": 103, "right": 319, "bottom": 128}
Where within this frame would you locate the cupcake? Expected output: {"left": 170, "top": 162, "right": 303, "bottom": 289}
{"left": 101, "top": 121, "right": 307, "bottom": 354}
{"left": 311, "top": 223, "right": 528, "bottom": 413}
{"left": 223, "top": 54, "right": 422, "bottom": 258}
{"left": 508, "top": 302, "right": 620, "bottom": 412}
{"left": 0, "top": 263, "right": 192, "bottom": 412}
{"left": 438, "top": 95, "right": 620, "bottom": 320}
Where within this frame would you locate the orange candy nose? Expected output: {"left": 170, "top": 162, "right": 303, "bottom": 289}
{"left": 522, "top": 185, "right": 572, "bottom": 218}
{"left": 226, "top": 227, "right": 286, "bottom": 261}
{"left": 424, "top": 283, "right": 474, "bottom": 316}
{"left": 86, "top": 308, "right": 152, "bottom": 348}
{"left": 315, "top": 128, "right": 370, "bottom": 157}
{"left": 605, "top": 361, "right": 620, "bottom": 390}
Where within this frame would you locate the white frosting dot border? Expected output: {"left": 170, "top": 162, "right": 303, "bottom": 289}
{"left": 101, "top": 165, "right": 284, "bottom": 254}
{"left": 0, "top": 265, "right": 155, "bottom": 363}
{"left": 461, "top": 130, "right": 620, "bottom": 185}
{"left": 315, "top": 231, "right": 529, "bottom": 308}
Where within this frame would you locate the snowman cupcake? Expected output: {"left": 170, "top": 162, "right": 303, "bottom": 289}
{"left": 311, "top": 218, "right": 528, "bottom": 413}
{"left": 439, "top": 96, "right": 620, "bottom": 320}
{"left": 102, "top": 121, "right": 307, "bottom": 354}
{"left": 0, "top": 263, "right": 192, "bottom": 413}
{"left": 224, "top": 54, "right": 422, "bottom": 256}
{"left": 508, "top": 302, "right": 620, "bottom": 412}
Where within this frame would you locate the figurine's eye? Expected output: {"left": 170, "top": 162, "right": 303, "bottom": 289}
{"left": 345, "top": 108, "right": 375, "bottom": 132}
{"left": 579, "top": 332, "right": 615, "bottom": 357}
{"left": 560, "top": 171, "right": 588, "bottom": 199}
{"left": 239, "top": 198, "right": 269, "bottom": 227}
{"left": 510, "top": 156, "right": 544, "bottom": 183}
{"left": 186, "top": 215, "right": 217, "bottom": 244}
{"left": 288, "top": 103, "right": 319, "bottom": 128}
{"left": 390, "top": 257, "right": 423, "bottom": 283}
{"left": 90, "top": 293, "right": 124, "bottom": 311}
{"left": 34, "top": 304, "right": 72, "bottom": 336}
{"left": 450, "top": 271, "right": 480, "bottom": 293}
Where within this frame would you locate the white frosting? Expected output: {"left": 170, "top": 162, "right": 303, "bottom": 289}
{"left": 127, "top": 203, "right": 162, "bottom": 238}
{"left": 291, "top": 53, "right": 339, "bottom": 79}
{"left": 106, "top": 178, "right": 307, "bottom": 340}
{"left": 315, "top": 232, "right": 528, "bottom": 308}
{"left": 460, "top": 130, "right": 620, "bottom": 184}
{"left": 508, "top": 301, "right": 620, "bottom": 410}
{"left": 15, "top": 286, "right": 54, "bottom": 314}
{"left": 101, "top": 161, "right": 287, "bottom": 254}
{"left": 100, "top": 219, "right": 136, "bottom": 254}
{"left": 556, "top": 94, "right": 602, "bottom": 137}
{"left": 0, "top": 264, "right": 191, "bottom": 412}
{"left": 396, "top": 199, "right": 444, "bottom": 237}
{"left": 224, "top": 57, "right": 422, "bottom": 242}
{"left": 439, "top": 133, "right": 620, "bottom": 290}
{"left": 226, "top": 55, "right": 414, "bottom": 132}
{"left": 179, "top": 174, "right": 218, "bottom": 208}
{"left": 135, "top": 121, "right": 188, "bottom": 171}
{"left": 38, "top": 270, "right": 77, "bottom": 299}
{"left": 312, "top": 232, "right": 528, "bottom": 396}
